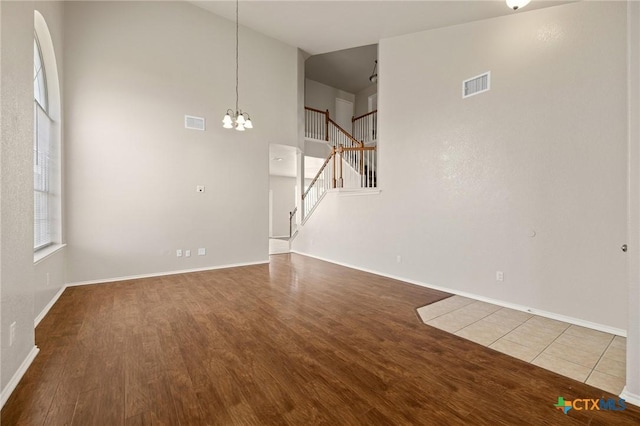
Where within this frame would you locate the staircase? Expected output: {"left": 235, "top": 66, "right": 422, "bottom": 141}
{"left": 302, "top": 107, "right": 378, "bottom": 220}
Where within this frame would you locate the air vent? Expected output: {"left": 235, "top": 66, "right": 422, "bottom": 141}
{"left": 185, "top": 115, "right": 205, "bottom": 131}
{"left": 462, "top": 72, "right": 490, "bottom": 99}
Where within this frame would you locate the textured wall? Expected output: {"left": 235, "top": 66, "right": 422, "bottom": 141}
{"left": 625, "top": 0, "right": 640, "bottom": 403}
{"left": 295, "top": 1, "right": 629, "bottom": 330}
{"left": 63, "top": 1, "right": 299, "bottom": 283}
{"left": 1, "top": 0, "right": 37, "bottom": 393}
{"left": 269, "top": 176, "right": 297, "bottom": 238}
{"left": 305, "top": 78, "right": 355, "bottom": 120}
{"left": 33, "top": 0, "right": 66, "bottom": 335}
{"left": 354, "top": 84, "right": 377, "bottom": 118}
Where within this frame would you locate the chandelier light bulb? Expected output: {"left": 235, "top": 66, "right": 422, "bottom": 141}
{"left": 506, "top": 0, "right": 531, "bottom": 10}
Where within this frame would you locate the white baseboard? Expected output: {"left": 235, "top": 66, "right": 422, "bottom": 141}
{"left": 34, "top": 285, "right": 67, "bottom": 327}
{"left": 620, "top": 387, "right": 640, "bottom": 407}
{"left": 66, "top": 259, "right": 270, "bottom": 287}
{"left": 0, "top": 346, "right": 40, "bottom": 409}
{"left": 291, "top": 250, "right": 627, "bottom": 337}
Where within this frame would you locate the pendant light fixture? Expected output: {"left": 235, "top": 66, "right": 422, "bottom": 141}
{"left": 506, "top": 0, "right": 531, "bottom": 10}
{"left": 222, "top": 0, "right": 253, "bottom": 131}
{"left": 369, "top": 60, "right": 378, "bottom": 83}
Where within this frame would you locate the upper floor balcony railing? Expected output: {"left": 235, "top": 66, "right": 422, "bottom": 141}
{"left": 352, "top": 110, "right": 377, "bottom": 145}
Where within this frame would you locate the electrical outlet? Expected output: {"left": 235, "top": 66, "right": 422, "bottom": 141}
{"left": 198, "top": 248, "right": 206, "bottom": 256}
{"left": 176, "top": 249, "right": 183, "bottom": 257}
{"left": 496, "top": 271, "right": 504, "bottom": 282}
{"left": 9, "top": 322, "right": 16, "bottom": 346}
{"left": 185, "top": 250, "right": 191, "bottom": 257}
{"left": 396, "top": 255, "right": 402, "bottom": 264}
{"left": 196, "top": 185, "right": 205, "bottom": 193}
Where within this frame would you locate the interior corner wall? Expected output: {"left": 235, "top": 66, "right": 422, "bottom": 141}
{"left": 297, "top": 50, "right": 306, "bottom": 152}
{"left": 0, "top": 0, "right": 4, "bottom": 392}
{"left": 269, "top": 176, "right": 296, "bottom": 238}
{"left": 33, "top": 0, "right": 66, "bottom": 330}
{"left": 354, "top": 84, "right": 377, "bottom": 117}
{"left": 294, "top": 1, "right": 629, "bottom": 330}
{"left": 1, "top": 0, "right": 37, "bottom": 393}
{"left": 304, "top": 78, "right": 355, "bottom": 120}
{"left": 626, "top": 0, "right": 640, "bottom": 401}
{"left": 63, "top": 1, "right": 299, "bottom": 284}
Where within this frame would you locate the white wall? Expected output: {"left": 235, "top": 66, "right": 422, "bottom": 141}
{"left": 63, "top": 1, "right": 299, "bottom": 284}
{"left": 269, "top": 176, "right": 296, "bottom": 237}
{"left": 0, "top": 0, "right": 66, "bottom": 398}
{"left": 625, "top": 0, "right": 640, "bottom": 404}
{"left": 354, "top": 84, "right": 377, "bottom": 117}
{"left": 305, "top": 139, "right": 331, "bottom": 160}
{"left": 1, "top": 0, "right": 38, "bottom": 395}
{"left": 33, "top": 0, "right": 66, "bottom": 333}
{"left": 294, "top": 1, "right": 629, "bottom": 331}
{"left": 305, "top": 78, "right": 354, "bottom": 120}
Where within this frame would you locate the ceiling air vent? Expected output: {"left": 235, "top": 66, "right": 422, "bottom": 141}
{"left": 462, "top": 72, "right": 490, "bottom": 99}
{"left": 185, "top": 115, "right": 205, "bottom": 131}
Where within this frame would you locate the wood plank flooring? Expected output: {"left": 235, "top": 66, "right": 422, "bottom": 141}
{"left": 2, "top": 253, "right": 640, "bottom": 425}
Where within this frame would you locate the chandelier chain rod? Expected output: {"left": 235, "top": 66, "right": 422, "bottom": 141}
{"left": 235, "top": 0, "right": 239, "bottom": 114}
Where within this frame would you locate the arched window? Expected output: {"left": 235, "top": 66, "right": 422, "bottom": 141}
{"left": 34, "top": 11, "right": 61, "bottom": 254}
{"left": 34, "top": 37, "right": 48, "bottom": 111}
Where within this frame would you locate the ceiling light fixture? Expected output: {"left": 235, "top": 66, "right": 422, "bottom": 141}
{"left": 369, "top": 60, "right": 378, "bottom": 83}
{"left": 222, "top": 0, "right": 253, "bottom": 131}
{"left": 506, "top": 0, "right": 531, "bottom": 10}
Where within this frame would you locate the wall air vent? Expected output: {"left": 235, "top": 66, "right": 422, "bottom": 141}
{"left": 462, "top": 71, "right": 490, "bottom": 99}
{"left": 185, "top": 115, "right": 206, "bottom": 131}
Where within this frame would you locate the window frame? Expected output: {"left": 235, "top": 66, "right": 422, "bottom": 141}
{"left": 33, "top": 32, "right": 54, "bottom": 252}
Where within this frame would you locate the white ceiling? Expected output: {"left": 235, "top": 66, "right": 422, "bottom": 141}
{"left": 269, "top": 144, "right": 297, "bottom": 178}
{"left": 305, "top": 43, "right": 378, "bottom": 94}
{"left": 269, "top": 144, "right": 327, "bottom": 179}
{"left": 192, "top": 1, "right": 572, "bottom": 56}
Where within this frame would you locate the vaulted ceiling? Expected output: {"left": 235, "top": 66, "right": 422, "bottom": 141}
{"left": 192, "top": 1, "right": 572, "bottom": 56}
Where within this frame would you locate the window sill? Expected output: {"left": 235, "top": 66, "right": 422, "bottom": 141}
{"left": 34, "top": 243, "right": 66, "bottom": 265}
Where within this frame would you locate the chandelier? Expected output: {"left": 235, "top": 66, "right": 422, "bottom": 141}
{"left": 369, "top": 60, "right": 378, "bottom": 83}
{"left": 506, "top": 0, "right": 531, "bottom": 10}
{"left": 222, "top": 0, "right": 253, "bottom": 131}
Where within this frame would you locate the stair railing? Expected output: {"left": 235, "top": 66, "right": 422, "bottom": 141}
{"left": 340, "top": 146, "right": 377, "bottom": 188}
{"left": 352, "top": 110, "right": 377, "bottom": 145}
{"left": 304, "top": 107, "right": 329, "bottom": 142}
{"left": 302, "top": 149, "right": 335, "bottom": 219}
{"left": 327, "top": 117, "right": 364, "bottom": 173}
{"left": 289, "top": 207, "right": 298, "bottom": 238}
{"left": 301, "top": 145, "right": 377, "bottom": 220}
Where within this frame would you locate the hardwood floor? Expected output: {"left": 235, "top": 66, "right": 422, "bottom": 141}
{"left": 2, "top": 253, "right": 639, "bottom": 425}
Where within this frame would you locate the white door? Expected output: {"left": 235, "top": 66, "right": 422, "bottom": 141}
{"left": 368, "top": 93, "right": 378, "bottom": 112}
{"left": 335, "top": 98, "right": 353, "bottom": 132}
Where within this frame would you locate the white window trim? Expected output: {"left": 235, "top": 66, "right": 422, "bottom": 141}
{"left": 34, "top": 243, "right": 66, "bottom": 265}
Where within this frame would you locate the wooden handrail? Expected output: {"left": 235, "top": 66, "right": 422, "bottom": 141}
{"left": 342, "top": 146, "right": 376, "bottom": 152}
{"left": 352, "top": 110, "right": 377, "bottom": 122}
{"left": 304, "top": 106, "right": 328, "bottom": 115}
{"left": 289, "top": 207, "right": 298, "bottom": 238}
{"left": 327, "top": 118, "right": 364, "bottom": 148}
{"left": 341, "top": 146, "right": 376, "bottom": 175}
{"left": 302, "top": 149, "right": 335, "bottom": 200}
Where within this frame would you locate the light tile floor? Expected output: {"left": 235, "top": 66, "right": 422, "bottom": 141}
{"left": 417, "top": 295, "right": 626, "bottom": 395}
